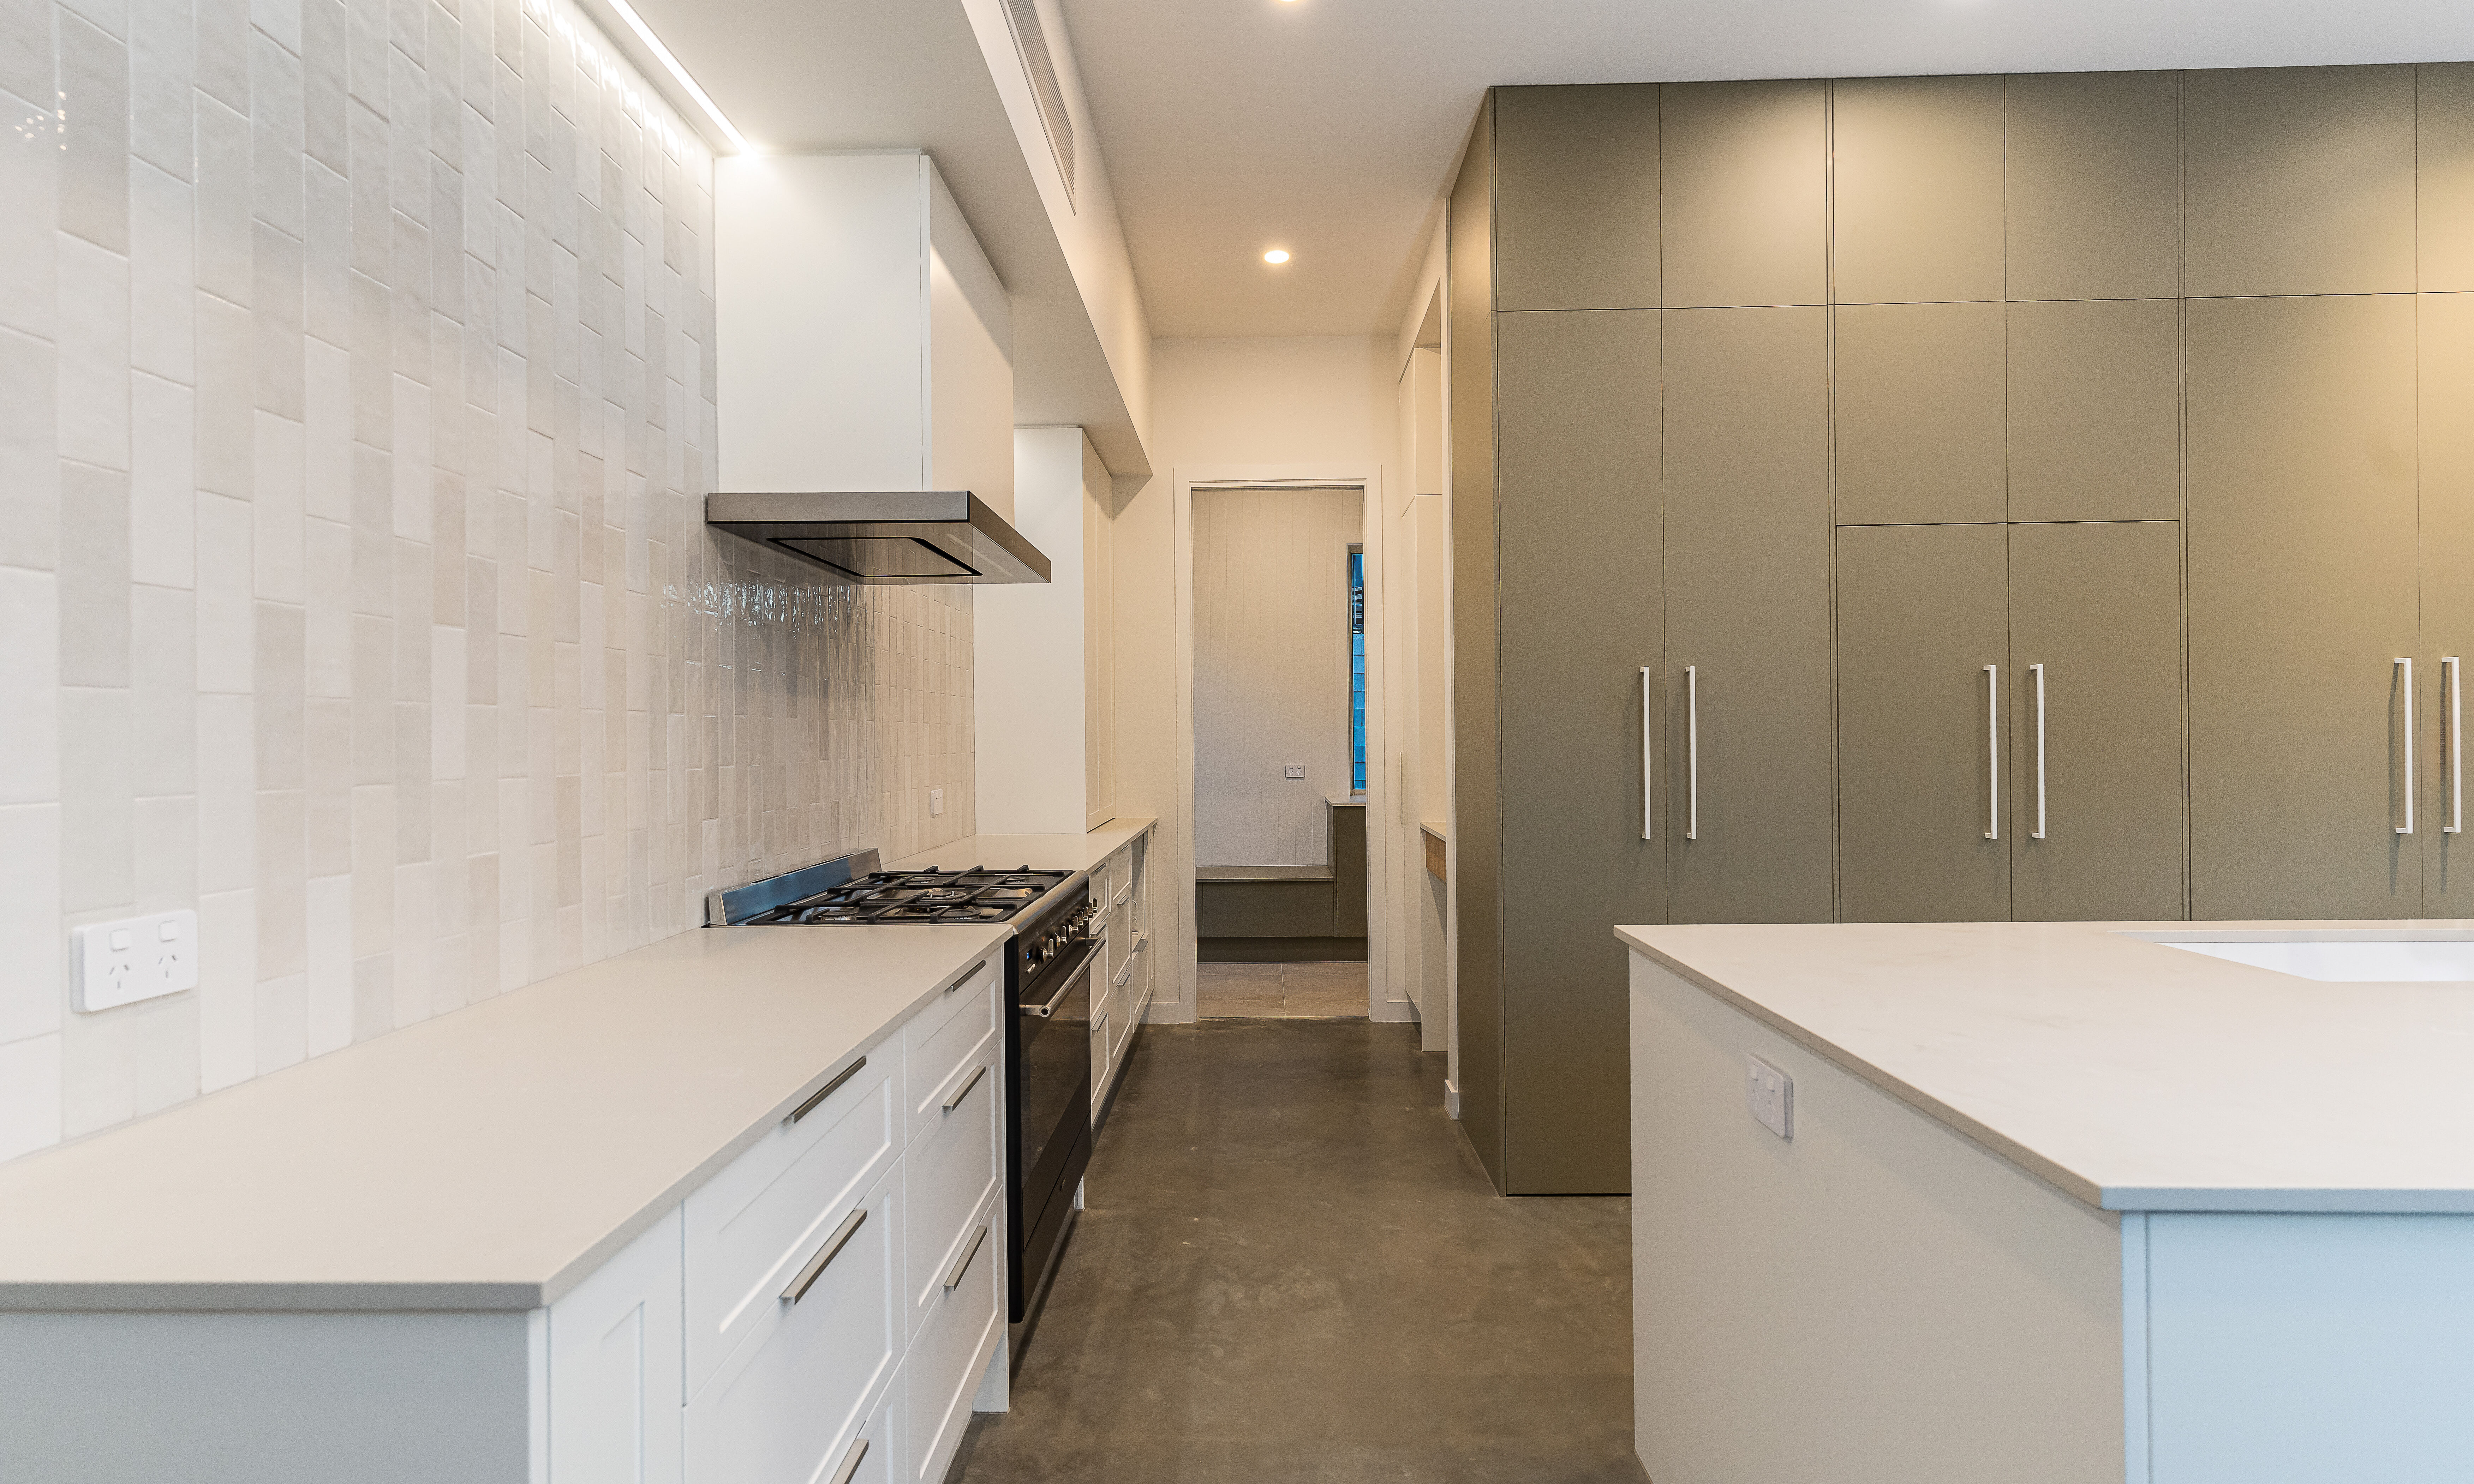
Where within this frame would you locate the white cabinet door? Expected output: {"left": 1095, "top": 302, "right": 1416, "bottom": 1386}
{"left": 1089, "top": 959, "right": 1113, "bottom": 1103}
{"left": 903, "top": 1029, "right": 1000, "bottom": 1344}
{"left": 683, "top": 1050, "right": 898, "bottom": 1396}
{"left": 1108, "top": 950, "right": 1137, "bottom": 1059}
{"left": 904, "top": 1191, "right": 1004, "bottom": 1484}
{"left": 835, "top": 1353, "right": 909, "bottom": 1484}
{"left": 685, "top": 1169, "right": 904, "bottom": 1484}
{"left": 902, "top": 966, "right": 996, "bottom": 1149}
{"left": 548, "top": 1207, "right": 683, "bottom": 1484}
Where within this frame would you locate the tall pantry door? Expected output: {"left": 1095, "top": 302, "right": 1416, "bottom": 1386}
{"left": 2187, "top": 295, "right": 2422, "bottom": 919}
{"left": 2420, "top": 292, "right": 2474, "bottom": 911}
{"left": 1493, "top": 307, "right": 1662, "bottom": 1193}
{"left": 1837, "top": 524, "right": 2011, "bottom": 922}
{"left": 1662, "top": 307, "right": 1834, "bottom": 923}
{"left": 2007, "top": 522, "right": 2187, "bottom": 921}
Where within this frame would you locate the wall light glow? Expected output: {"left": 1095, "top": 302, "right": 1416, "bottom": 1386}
{"left": 1263, "top": 249, "right": 1291, "bottom": 264}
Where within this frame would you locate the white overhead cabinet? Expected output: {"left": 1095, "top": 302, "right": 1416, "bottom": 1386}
{"left": 715, "top": 151, "right": 1015, "bottom": 518}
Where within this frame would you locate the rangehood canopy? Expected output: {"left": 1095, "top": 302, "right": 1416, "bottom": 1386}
{"left": 705, "top": 491, "right": 1050, "bottom": 585}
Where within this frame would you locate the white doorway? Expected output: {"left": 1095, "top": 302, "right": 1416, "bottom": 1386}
{"left": 1167, "top": 467, "right": 1407, "bottom": 1027}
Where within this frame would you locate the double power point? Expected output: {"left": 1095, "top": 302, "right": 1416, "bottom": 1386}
{"left": 73, "top": 910, "right": 200, "bottom": 1013}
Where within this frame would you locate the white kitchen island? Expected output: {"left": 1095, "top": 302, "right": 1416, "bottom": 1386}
{"left": 1622, "top": 920, "right": 2474, "bottom": 1484}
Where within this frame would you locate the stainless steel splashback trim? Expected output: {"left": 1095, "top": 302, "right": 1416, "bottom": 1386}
{"left": 707, "top": 849, "right": 884, "bottom": 925}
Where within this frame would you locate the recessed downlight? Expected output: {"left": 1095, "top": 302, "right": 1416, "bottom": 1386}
{"left": 1263, "top": 249, "right": 1291, "bottom": 264}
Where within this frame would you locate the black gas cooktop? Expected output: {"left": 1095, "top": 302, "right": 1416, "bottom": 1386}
{"left": 740, "top": 866, "right": 1072, "bottom": 926}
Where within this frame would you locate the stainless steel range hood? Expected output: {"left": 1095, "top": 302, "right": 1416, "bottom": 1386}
{"left": 705, "top": 491, "right": 1050, "bottom": 585}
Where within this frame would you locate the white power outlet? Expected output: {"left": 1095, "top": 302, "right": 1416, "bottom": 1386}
{"left": 1746, "top": 1055, "right": 1794, "bottom": 1141}
{"left": 930, "top": 787, "right": 946, "bottom": 817}
{"left": 74, "top": 910, "right": 200, "bottom": 1013}
{"left": 1283, "top": 763, "right": 1306, "bottom": 780}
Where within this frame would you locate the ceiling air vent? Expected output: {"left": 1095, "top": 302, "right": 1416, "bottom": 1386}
{"left": 1000, "top": 0, "right": 1076, "bottom": 206}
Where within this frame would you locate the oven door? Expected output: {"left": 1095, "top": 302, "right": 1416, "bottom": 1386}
{"left": 1011, "top": 937, "right": 1096, "bottom": 1319}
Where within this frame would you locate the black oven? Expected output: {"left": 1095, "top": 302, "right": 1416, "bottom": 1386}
{"left": 1006, "top": 877, "right": 1097, "bottom": 1350}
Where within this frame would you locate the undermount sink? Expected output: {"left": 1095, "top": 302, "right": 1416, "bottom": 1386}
{"left": 2129, "top": 932, "right": 2474, "bottom": 983}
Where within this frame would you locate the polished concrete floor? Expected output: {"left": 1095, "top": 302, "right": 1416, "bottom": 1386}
{"left": 948, "top": 1019, "right": 1641, "bottom": 1484}
{"left": 1194, "top": 961, "right": 1370, "bottom": 1019}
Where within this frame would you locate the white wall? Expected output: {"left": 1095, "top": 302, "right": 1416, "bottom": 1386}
{"left": 1192, "top": 486, "right": 1363, "bottom": 869}
{"left": 1395, "top": 336, "right": 1449, "bottom": 1055}
{"left": 0, "top": 0, "right": 978, "bottom": 1163}
{"left": 1114, "top": 333, "right": 1399, "bottom": 1020}
{"left": 976, "top": 426, "right": 1100, "bottom": 834}
{"left": 1149, "top": 336, "right": 1398, "bottom": 467}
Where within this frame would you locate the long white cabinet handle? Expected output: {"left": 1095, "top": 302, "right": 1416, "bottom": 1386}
{"left": 2449, "top": 656, "right": 2465, "bottom": 836}
{"left": 2399, "top": 657, "right": 2416, "bottom": 836}
{"left": 1639, "top": 666, "right": 1653, "bottom": 841}
{"left": 2028, "top": 663, "right": 2048, "bottom": 841}
{"left": 1983, "top": 665, "right": 1999, "bottom": 842}
{"left": 1684, "top": 665, "right": 1699, "bottom": 842}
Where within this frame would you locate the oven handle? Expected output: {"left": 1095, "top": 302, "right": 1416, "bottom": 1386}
{"left": 1022, "top": 938, "right": 1102, "bottom": 1019}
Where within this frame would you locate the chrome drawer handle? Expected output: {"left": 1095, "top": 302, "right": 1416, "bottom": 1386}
{"left": 941, "top": 1064, "right": 987, "bottom": 1112}
{"left": 1983, "top": 664, "right": 2000, "bottom": 842}
{"left": 789, "top": 1056, "right": 865, "bottom": 1124}
{"left": 2028, "top": 663, "right": 2048, "bottom": 840}
{"left": 943, "top": 1224, "right": 989, "bottom": 1291}
{"left": 827, "top": 1436, "right": 870, "bottom": 1484}
{"left": 2400, "top": 657, "right": 2417, "bottom": 836}
{"left": 783, "top": 1207, "right": 866, "bottom": 1304}
{"left": 1684, "top": 664, "right": 1699, "bottom": 841}
{"left": 1639, "top": 665, "right": 1654, "bottom": 840}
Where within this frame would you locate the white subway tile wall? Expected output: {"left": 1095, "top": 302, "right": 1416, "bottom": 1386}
{"left": 0, "top": 0, "right": 977, "bottom": 1162}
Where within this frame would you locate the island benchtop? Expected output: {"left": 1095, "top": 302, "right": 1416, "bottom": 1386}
{"left": 0, "top": 922, "right": 1017, "bottom": 1313}
{"left": 1619, "top": 919, "right": 2474, "bottom": 1216}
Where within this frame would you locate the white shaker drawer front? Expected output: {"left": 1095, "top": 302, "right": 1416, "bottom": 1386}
{"left": 901, "top": 1037, "right": 999, "bottom": 1341}
{"left": 903, "top": 965, "right": 996, "bottom": 1148}
{"left": 685, "top": 1169, "right": 904, "bottom": 1484}
{"left": 1110, "top": 950, "right": 1139, "bottom": 1056}
{"left": 905, "top": 1190, "right": 1004, "bottom": 1484}
{"left": 685, "top": 1050, "right": 898, "bottom": 1396}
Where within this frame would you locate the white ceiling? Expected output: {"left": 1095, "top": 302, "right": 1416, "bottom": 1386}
{"left": 1057, "top": 0, "right": 2474, "bottom": 338}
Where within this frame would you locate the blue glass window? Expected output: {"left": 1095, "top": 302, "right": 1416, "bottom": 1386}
{"left": 1349, "top": 548, "right": 1367, "bottom": 793}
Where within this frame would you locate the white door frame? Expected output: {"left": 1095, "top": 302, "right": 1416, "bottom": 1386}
{"left": 1164, "top": 463, "right": 1408, "bottom": 1025}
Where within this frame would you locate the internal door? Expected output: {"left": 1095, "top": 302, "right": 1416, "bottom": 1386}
{"left": 2008, "top": 522, "right": 2187, "bottom": 920}
{"left": 1663, "top": 307, "right": 1834, "bottom": 923}
{"left": 1837, "top": 524, "right": 2010, "bottom": 922}
{"left": 2187, "top": 294, "right": 2421, "bottom": 918}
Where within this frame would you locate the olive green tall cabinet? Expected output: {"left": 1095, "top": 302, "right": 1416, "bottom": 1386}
{"left": 1451, "top": 64, "right": 2474, "bottom": 1197}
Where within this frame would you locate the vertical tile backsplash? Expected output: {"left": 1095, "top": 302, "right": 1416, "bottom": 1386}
{"left": 0, "top": 0, "right": 978, "bottom": 1161}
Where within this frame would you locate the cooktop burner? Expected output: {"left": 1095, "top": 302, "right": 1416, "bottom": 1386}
{"left": 740, "top": 865, "right": 1072, "bottom": 926}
